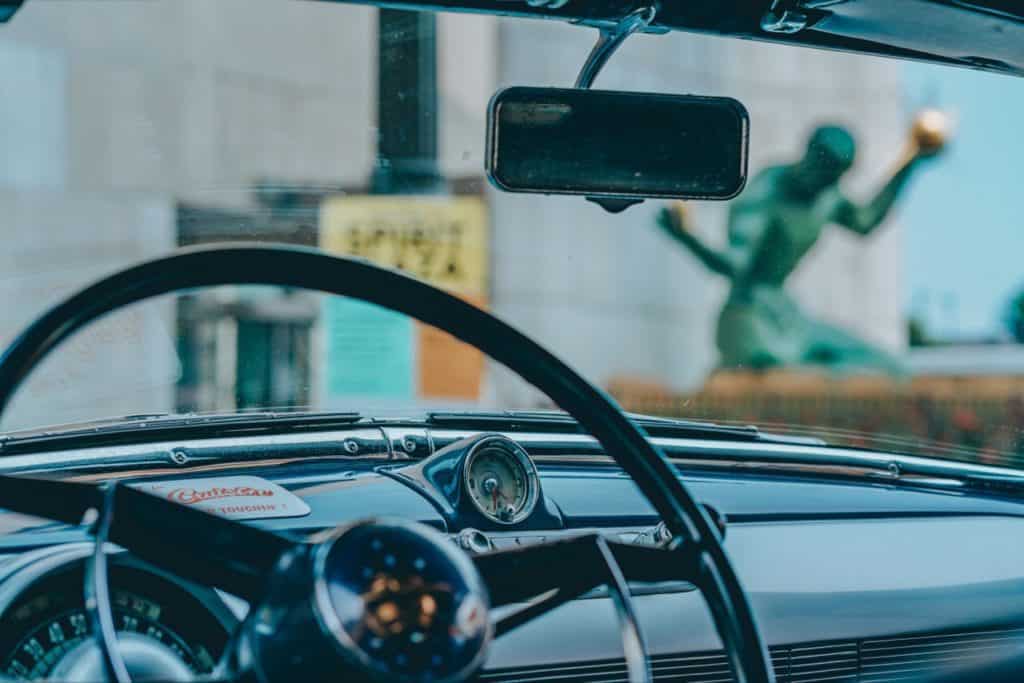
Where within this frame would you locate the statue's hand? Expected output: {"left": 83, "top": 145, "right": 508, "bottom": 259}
{"left": 911, "top": 141, "right": 944, "bottom": 161}
{"left": 657, "top": 201, "right": 691, "bottom": 235}
{"left": 908, "top": 109, "right": 951, "bottom": 160}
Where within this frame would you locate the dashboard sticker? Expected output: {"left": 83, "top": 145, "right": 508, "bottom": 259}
{"left": 132, "top": 475, "right": 311, "bottom": 520}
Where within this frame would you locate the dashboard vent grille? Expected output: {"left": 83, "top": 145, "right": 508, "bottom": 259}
{"left": 480, "top": 647, "right": 788, "bottom": 683}
{"left": 789, "top": 641, "right": 857, "bottom": 682}
{"left": 861, "top": 627, "right": 1024, "bottom": 681}
{"left": 480, "top": 626, "right": 1024, "bottom": 682}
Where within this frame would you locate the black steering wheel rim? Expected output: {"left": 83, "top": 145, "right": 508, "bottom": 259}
{"left": 0, "top": 243, "right": 774, "bottom": 683}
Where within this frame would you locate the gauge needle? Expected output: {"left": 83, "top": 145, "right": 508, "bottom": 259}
{"left": 492, "top": 487, "right": 499, "bottom": 513}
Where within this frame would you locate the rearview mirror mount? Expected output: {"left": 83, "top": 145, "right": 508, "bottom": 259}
{"left": 485, "top": 87, "right": 749, "bottom": 212}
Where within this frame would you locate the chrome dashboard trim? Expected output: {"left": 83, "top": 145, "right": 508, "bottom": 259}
{"left": 0, "top": 428, "right": 393, "bottom": 475}
{"left": 381, "top": 426, "right": 432, "bottom": 461}
{"left": 428, "top": 429, "right": 1024, "bottom": 488}
{"left": 0, "top": 423, "right": 1021, "bottom": 495}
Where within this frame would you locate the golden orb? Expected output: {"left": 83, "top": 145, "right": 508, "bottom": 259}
{"left": 910, "top": 109, "right": 951, "bottom": 153}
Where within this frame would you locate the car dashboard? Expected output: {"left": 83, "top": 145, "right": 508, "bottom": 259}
{"left": 0, "top": 423, "right": 1022, "bottom": 681}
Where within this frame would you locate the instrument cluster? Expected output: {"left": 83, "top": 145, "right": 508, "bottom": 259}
{"left": 0, "top": 559, "right": 233, "bottom": 681}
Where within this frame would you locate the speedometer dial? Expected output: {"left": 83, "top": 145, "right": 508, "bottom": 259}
{"left": 4, "top": 597, "right": 207, "bottom": 680}
{"left": 463, "top": 437, "right": 539, "bottom": 524}
{"left": 0, "top": 565, "right": 229, "bottom": 681}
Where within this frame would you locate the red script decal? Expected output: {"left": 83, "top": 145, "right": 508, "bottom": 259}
{"left": 167, "top": 486, "right": 274, "bottom": 505}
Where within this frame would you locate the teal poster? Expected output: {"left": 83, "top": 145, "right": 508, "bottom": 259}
{"left": 324, "top": 298, "right": 414, "bottom": 398}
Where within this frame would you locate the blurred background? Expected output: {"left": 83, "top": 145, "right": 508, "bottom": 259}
{"left": 0, "top": 0, "right": 1022, "bottom": 465}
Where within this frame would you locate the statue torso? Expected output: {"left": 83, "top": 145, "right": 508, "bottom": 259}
{"left": 731, "top": 166, "right": 842, "bottom": 290}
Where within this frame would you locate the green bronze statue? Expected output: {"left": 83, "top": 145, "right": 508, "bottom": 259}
{"left": 657, "top": 111, "right": 949, "bottom": 375}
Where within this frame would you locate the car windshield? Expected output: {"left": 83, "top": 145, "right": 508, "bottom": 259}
{"left": 1, "top": 1, "right": 1021, "bottom": 468}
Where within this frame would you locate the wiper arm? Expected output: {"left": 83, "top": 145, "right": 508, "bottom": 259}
{"left": 0, "top": 411, "right": 362, "bottom": 455}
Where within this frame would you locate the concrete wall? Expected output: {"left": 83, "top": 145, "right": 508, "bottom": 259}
{"left": 0, "top": 192, "right": 177, "bottom": 431}
{"left": 0, "top": 0, "right": 381, "bottom": 428}
{"left": 487, "top": 22, "right": 908, "bottom": 406}
{"left": 6, "top": 0, "right": 377, "bottom": 206}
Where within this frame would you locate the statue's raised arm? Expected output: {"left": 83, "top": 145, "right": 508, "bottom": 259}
{"left": 833, "top": 110, "right": 950, "bottom": 235}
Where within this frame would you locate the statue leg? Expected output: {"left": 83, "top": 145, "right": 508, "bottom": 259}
{"left": 801, "top": 319, "right": 905, "bottom": 375}
{"left": 716, "top": 297, "right": 804, "bottom": 371}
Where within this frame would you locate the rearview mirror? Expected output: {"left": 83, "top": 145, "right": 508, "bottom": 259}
{"left": 486, "top": 87, "right": 749, "bottom": 210}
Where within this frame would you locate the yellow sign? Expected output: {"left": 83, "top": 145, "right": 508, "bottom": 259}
{"left": 319, "top": 196, "right": 490, "bottom": 401}
{"left": 319, "top": 196, "right": 488, "bottom": 297}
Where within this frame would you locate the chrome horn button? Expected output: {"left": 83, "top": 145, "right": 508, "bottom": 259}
{"left": 313, "top": 519, "right": 491, "bottom": 682}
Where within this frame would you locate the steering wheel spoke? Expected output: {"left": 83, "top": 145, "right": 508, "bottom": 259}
{"left": 475, "top": 534, "right": 699, "bottom": 610}
{"left": 475, "top": 533, "right": 700, "bottom": 638}
{"left": 106, "top": 484, "right": 295, "bottom": 601}
{"left": 475, "top": 534, "right": 604, "bottom": 607}
{"left": 0, "top": 473, "right": 293, "bottom": 602}
{"left": 476, "top": 533, "right": 675, "bottom": 683}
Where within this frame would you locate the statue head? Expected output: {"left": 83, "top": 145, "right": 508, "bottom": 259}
{"left": 794, "top": 125, "right": 856, "bottom": 193}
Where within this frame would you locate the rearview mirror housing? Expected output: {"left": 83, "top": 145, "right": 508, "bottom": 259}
{"left": 485, "top": 87, "right": 749, "bottom": 207}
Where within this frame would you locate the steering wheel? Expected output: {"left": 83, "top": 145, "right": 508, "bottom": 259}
{"left": 0, "top": 244, "right": 774, "bottom": 683}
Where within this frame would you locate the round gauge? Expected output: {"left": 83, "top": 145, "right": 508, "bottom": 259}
{"left": 462, "top": 438, "right": 539, "bottom": 525}
{"left": 0, "top": 565, "right": 229, "bottom": 681}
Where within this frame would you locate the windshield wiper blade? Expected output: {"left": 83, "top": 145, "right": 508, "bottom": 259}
{"left": 0, "top": 411, "right": 363, "bottom": 455}
{"left": 424, "top": 410, "right": 820, "bottom": 445}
